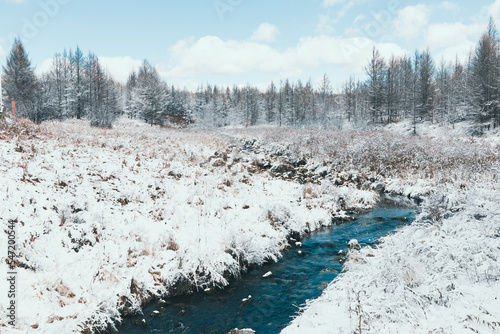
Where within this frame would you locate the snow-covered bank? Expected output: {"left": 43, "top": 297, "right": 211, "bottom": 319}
{"left": 279, "top": 123, "right": 500, "bottom": 334}
{"left": 0, "top": 118, "right": 374, "bottom": 333}
{"left": 283, "top": 188, "right": 500, "bottom": 334}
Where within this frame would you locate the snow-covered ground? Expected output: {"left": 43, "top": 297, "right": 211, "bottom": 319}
{"left": 0, "top": 118, "right": 373, "bottom": 333}
{"left": 283, "top": 188, "right": 500, "bottom": 334}
{"left": 0, "top": 117, "right": 498, "bottom": 333}
{"left": 281, "top": 123, "right": 500, "bottom": 334}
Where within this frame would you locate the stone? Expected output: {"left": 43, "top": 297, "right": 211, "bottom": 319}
{"left": 157, "top": 299, "right": 169, "bottom": 307}
{"left": 270, "top": 162, "right": 294, "bottom": 174}
{"left": 242, "top": 295, "right": 252, "bottom": 305}
{"left": 296, "top": 159, "right": 307, "bottom": 166}
{"left": 212, "top": 158, "right": 226, "bottom": 167}
{"left": 252, "top": 158, "right": 271, "bottom": 169}
{"left": 348, "top": 239, "right": 361, "bottom": 251}
{"left": 134, "top": 318, "right": 147, "bottom": 328}
{"left": 229, "top": 329, "right": 256, "bottom": 334}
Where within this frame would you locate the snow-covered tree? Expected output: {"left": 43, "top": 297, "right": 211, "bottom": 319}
{"left": 365, "top": 47, "right": 386, "bottom": 125}
{"left": 471, "top": 17, "right": 500, "bottom": 125}
{"left": 417, "top": 49, "right": 436, "bottom": 122}
{"left": 2, "top": 38, "right": 40, "bottom": 121}
{"left": 86, "top": 54, "right": 119, "bottom": 128}
{"left": 134, "top": 60, "right": 167, "bottom": 125}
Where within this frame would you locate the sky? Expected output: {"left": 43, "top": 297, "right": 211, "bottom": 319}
{"left": 0, "top": 0, "right": 498, "bottom": 91}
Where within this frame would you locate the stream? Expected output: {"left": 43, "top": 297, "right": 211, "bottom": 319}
{"left": 119, "top": 203, "right": 416, "bottom": 333}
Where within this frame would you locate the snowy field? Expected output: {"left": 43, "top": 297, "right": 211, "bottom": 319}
{"left": 0, "top": 118, "right": 372, "bottom": 333}
{"left": 0, "top": 117, "right": 499, "bottom": 333}
{"left": 281, "top": 122, "right": 500, "bottom": 334}
{"left": 283, "top": 189, "right": 500, "bottom": 334}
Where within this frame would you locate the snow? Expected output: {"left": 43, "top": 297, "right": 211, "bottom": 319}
{"left": 0, "top": 117, "right": 498, "bottom": 333}
{"left": 0, "top": 118, "right": 371, "bottom": 333}
{"left": 230, "top": 328, "right": 256, "bottom": 334}
{"left": 242, "top": 295, "right": 253, "bottom": 304}
{"left": 348, "top": 239, "right": 361, "bottom": 250}
{"left": 283, "top": 189, "right": 500, "bottom": 334}
{"left": 282, "top": 123, "right": 500, "bottom": 334}
{"left": 262, "top": 271, "right": 273, "bottom": 278}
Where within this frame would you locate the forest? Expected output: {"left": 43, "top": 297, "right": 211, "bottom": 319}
{"left": 2, "top": 19, "right": 500, "bottom": 133}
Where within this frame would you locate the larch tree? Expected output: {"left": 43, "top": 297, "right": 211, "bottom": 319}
{"left": 343, "top": 76, "right": 356, "bottom": 123}
{"left": 70, "top": 46, "right": 86, "bottom": 119}
{"left": 385, "top": 56, "right": 398, "bottom": 124}
{"left": 365, "top": 47, "right": 386, "bottom": 125}
{"left": 265, "top": 81, "right": 277, "bottom": 124}
{"left": 472, "top": 17, "right": 500, "bottom": 126}
{"left": 418, "top": 49, "right": 436, "bottom": 123}
{"left": 318, "top": 74, "right": 332, "bottom": 125}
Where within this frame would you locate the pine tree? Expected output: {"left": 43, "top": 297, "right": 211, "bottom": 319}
{"left": 125, "top": 71, "right": 139, "bottom": 118}
{"left": 135, "top": 60, "right": 166, "bottom": 125}
{"left": 2, "top": 38, "right": 40, "bottom": 122}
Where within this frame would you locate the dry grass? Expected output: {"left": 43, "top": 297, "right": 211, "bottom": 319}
{"left": 2, "top": 117, "right": 498, "bottom": 334}
{"left": 221, "top": 127, "right": 500, "bottom": 188}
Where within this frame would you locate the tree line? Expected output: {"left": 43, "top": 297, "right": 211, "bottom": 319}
{"left": 2, "top": 19, "right": 500, "bottom": 132}
{"left": 1, "top": 39, "right": 120, "bottom": 127}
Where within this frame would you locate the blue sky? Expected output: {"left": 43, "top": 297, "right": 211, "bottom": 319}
{"left": 0, "top": 0, "right": 498, "bottom": 91}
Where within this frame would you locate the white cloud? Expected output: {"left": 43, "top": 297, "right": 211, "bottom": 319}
{"left": 160, "top": 35, "right": 408, "bottom": 81}
{"left": 36, "top": 57, "right": 56, "bottom": 75}
{"left": 376, "top": 43, "right": 409, "bottom": 61}
{"left": 489, "top": 0, "right": 500, "bottom": 20}
{"left": 317, "top": 14, "right": 335, "bottom": 35}
{"left": 436, "top": 40, "right": 476, "bottom": 63}
{"left": 6, "top": 0, "right": 26, "bottom": 3}
{"left": 322, "top": 0, "right": 343, "bottom": 8}
{"left": 164, "top": 37, "right": 280, "bottom": 78}
{"left": 345, "top": 14, "right": 366, "bottom": 37}
{"left": 316, "top": 1, "right": 354, "bottom": 34}
{"left": 250, "top": 23, "right": 280, "bottom": 43}
{"left": 439, "top": 1, "right": 459, "bottom": 11}
{"left": 99, "top": 56, "right": 143, "bottom": 83}
{"left": 0, "top": 45, "right": 5, "bottom": 58}
{"left": 427, "top": 22, "right": 482, "bottom": 51}
{"left": 393, "top": 4, "right": 429, "bottom": 39}
{"left": 425, "top": 20, "right": 484, "bottom": 63}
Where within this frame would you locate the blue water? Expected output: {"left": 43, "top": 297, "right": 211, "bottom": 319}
{"left": 119, "top": 206, "right": 416, "bottom": 334}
